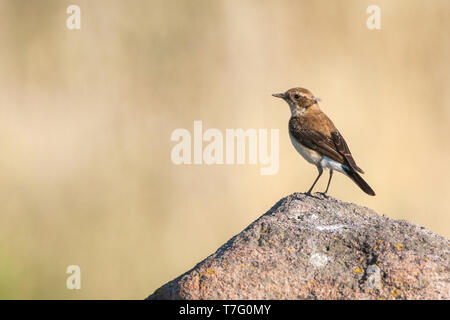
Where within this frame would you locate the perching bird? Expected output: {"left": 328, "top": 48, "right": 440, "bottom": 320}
{"left": 273, "top": 87, "right": 375, "bottom": 196}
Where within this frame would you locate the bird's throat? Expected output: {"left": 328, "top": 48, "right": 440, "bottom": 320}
{"left": 290, "top": 106, "right": 306, "bottom": 117}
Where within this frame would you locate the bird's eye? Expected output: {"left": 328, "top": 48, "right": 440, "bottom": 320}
{"left": 293, "top": 94, "right": 300, "bottom": 100}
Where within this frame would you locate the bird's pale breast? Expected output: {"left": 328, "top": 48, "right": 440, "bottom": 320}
{"left": 289, "top": 131, "right": 322, "bottom": 165}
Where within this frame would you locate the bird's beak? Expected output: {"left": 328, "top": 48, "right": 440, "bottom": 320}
{"left": 272, "top": 93, "right": 286, "bottom": 99}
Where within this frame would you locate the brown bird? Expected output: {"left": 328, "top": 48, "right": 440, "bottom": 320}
{"left": 273, "top": 87, "right": 375, "bottom": 196}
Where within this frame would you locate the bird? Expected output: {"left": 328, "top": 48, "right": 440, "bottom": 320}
{"left": 272, "top": 87, "right": 375, "bottom": 196}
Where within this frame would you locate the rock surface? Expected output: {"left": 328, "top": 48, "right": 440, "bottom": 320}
{"left": 147, "top": 193, "right": 450, "bottom": 300}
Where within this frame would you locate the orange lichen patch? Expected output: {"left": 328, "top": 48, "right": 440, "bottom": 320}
{"left": 377, "top": 240, "right": 382, "bottom": 244}
{"left": 391, "top": 290, "right": 400, "bottom": 297}
{"left": 206, "top": 269, "right": 215, "bottom": 275}
{"left": 396, "top": 244, "right": 404, "bottom": 250}
{"left": 424, "top": 257, "right": 430, "bottom": 262}
{"left": 373, "top": 245, "right": 378, "bottom": 250}
{"left": 354, "top": 267, "right": 364, "bottom": 273}
{"left": 287, "top": 247, "right": 293, "bottom": 252}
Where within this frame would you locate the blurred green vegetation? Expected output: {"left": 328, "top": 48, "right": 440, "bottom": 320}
{"left": 0, "top": 0, "right": 449, "bottom": 298}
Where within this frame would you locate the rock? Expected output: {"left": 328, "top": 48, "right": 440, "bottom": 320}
{"left": 147, "top": 193, "right": 450, "bottom": 300}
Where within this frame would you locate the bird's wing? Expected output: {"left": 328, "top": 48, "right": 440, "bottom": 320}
{"left": 290, "top": 125, "right": 364, "bottom": 173}
{"left": 330, "top": 131, "right": 364, "bottom": 173}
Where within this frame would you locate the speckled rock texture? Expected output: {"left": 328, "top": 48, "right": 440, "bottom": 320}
{"left": 147, "top": 193, "right": 450, "bottom": 300}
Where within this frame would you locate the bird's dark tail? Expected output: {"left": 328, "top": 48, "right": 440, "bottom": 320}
{"left": 343, "top": 167, "right": 375, "bottom": 196}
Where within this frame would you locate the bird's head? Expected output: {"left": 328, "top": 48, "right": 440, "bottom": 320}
{"left": 272, "top": 87, "right": 320, "bottom": 116}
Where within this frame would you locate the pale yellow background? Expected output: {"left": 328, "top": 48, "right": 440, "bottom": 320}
{"left": 0, "top": 0, "right": 448, "bottom": 299}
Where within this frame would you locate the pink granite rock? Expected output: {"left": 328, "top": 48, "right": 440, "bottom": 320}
{"left": 147, "top": 193, "right": 450, "bottom": 300}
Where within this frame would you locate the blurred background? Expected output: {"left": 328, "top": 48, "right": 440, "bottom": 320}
{"left": 0, "top": 0, "right": 449, "bottom": 299}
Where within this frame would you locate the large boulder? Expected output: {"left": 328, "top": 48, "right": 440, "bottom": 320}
{"left": 147, "top": 193, "right": 449, "bottom": 299}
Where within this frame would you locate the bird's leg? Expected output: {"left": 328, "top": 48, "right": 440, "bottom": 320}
{"left": 306, "top": 166, "right": 323, "bottom": 195}
{"left": 324, "top": 169, "right": 333, "bottom": 194}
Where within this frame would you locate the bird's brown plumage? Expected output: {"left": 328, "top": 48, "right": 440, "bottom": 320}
{"left": 288, "top": 104, "right": 364, "bottom": 174}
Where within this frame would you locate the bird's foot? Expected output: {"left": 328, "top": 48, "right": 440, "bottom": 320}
{"left": 305, "top": 191, "right": 321, "bottom": 199}
{"left": 317, "top": 192, "right": 330, "bottom": 199}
